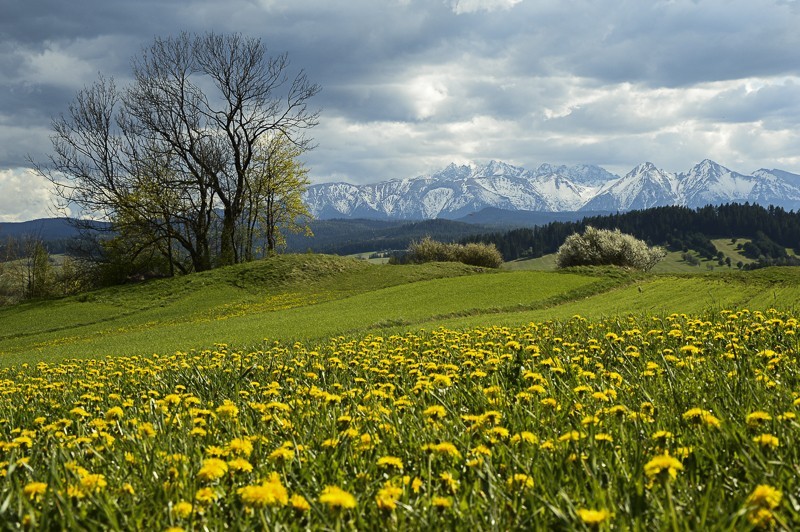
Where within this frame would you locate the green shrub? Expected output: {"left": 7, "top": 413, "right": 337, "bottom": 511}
{"left": 407, "top": 237, "right": 503, "bottom": 268}
{"left": 556, "top": 226, "right": 665, "bottom": 271}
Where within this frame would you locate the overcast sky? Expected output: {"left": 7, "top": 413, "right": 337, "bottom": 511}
{"left": 2, "top": 0, "right": 800, "bottom": 221}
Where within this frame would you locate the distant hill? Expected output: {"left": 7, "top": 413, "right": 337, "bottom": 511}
{"left": 0, "top": 218, "right": 83, "bottom": 240}
{"left": 284, "top": 218, "right": 499, "bottom": 255}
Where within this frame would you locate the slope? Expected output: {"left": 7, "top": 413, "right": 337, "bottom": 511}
{"left": 3, "top": 254, "right": 799, "bottom": 368}
{"left": 0, "top": 254, "right": 605, "bottom": 365}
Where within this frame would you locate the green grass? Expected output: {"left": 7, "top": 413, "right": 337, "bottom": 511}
{"left": 3, "top": 253, "right": 800, "bottom": 368}
{"left": 428, "top": 268, "right": 800, "bottom": 332}
{"left": 0, "top": 255, "right": 605, "bottom": 365}
{"left": 502, "top": 255, "right": 557, "bottom": 271}
{"left": 711, "top": 238, "right": 754, "bottom": 265}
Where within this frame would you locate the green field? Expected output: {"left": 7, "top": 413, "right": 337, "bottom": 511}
{"left": 3, "top": 255, "right": 800, "bottom": 529}
{"left": 2, "top": 254, "right": 799, "bottom": 366}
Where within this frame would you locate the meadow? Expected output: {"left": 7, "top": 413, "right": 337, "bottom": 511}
{"left": 1, "top": 255, "right": 800, "bottom": 529}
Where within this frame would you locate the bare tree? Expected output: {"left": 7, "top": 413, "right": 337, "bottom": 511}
{"left": 125, "top": 32, "right": 320, "bottom": 266}
{"left": 35, "top": 32, "right": 320, "bottom": 274}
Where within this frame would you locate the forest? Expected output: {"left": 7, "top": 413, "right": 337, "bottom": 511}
{"left": 463, "top": 203, "right": 800, "bottom": 268}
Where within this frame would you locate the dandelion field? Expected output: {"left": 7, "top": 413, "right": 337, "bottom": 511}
{"left": 2, "top": 309, "right": 799, "bottom": 530}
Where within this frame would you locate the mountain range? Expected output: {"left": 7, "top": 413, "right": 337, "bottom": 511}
{"left": 303, "top": 160, "right": 800, "bottom": 220}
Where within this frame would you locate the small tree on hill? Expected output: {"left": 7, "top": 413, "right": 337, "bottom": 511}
{"left": 556, "top": 226, "right": 665, "bottom": 271}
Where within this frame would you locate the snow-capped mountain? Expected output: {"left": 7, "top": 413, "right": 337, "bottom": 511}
{"left": 581, "top": 162, "right": 681, "bottom": 212}
{"left": 303, "top": 160, "right": 800, "bottom": 220}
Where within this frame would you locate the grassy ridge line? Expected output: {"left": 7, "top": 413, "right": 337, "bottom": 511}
{"left": 3, "top": 254, "right": 799, "bottom": 367}
{"left": 0, "top": 256, "right": 601, "bottom": 365}
{"left": 0, "top": 270, "right": 599, "bottom": 365}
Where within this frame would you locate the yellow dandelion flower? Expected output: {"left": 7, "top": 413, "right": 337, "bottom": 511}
{"left": 431, "top": 496, "right": 452, "bottom": 509}
{"left": 23, "top": 482, "right": 48, "bottom": 501}
{"left": 138, "top": 422, "right": 156, "bottom": 438}
{"left": 682, "top": 408, "right": 721, "bottom": 427}
{"left": 752, "top": 434, "right": 779, "bottom": 449}
{"left": 423, "top": 405, "right": 447, "bottom": 419}
{"left": 747, "top": 508, "right": 777, "bottom": 528}
{"left": 440, "top": 471, "right": 459, "bottom": 493}
{"left": 376, "top": 483, "right": 403, "bottom": 510}
{"left": 319, "top": 486, "right": 357, "bottom": 509}
{"left": 577, "top": 508, "right": 611, "bottom": 526}
{"left": 422, "top": 442, "right": 462, "bottom": 459}
{"left": 290, "top": 493, "right": 310, "bottom": 511}
{"left": 644, "top": 453, "right": 683, "bottom": 481}
{"left": 506, "top": 474, "right": 534, "bottom": 490}
{"left": 237, "top": 480, "right": 289, "bottom": 507}
{"left": 746, "top": 411, "right": 772, "bottom": 428}
{"left": 80, "top": 473, "right": 107, "bottom": 493}
{"left": 651, "top": 430, "right": 673, "bottom": 443}
{"left": 104, "top": 406, "right": 124, "bottom": 421}
{"left": 228, "top": 457, "right": 254, "bottom": 473}
{"left": 746, "top": 485, "right": 782, "bottom": 510}
{"left": 511, "top": 431, "right": 538, "bottom": 445}
{"left": 171, "top": 501, "right": 193, "bottom": 519}
{"left": 195, "top": 487, "right": 219, "bottom": 504}
{"left": 216, "top": 400, "right": 239, "bottom": 419}
{"left": 227, "top": 437, "right": 253, "bottom": 457}
{"left": 558, "top": 430, "right": 584, "bottom": 443}
{"left": 269, "top": 447, "right": 294, "bottom": 462}
{"left": 377, "top": 456, "right": 403, "bottom": 471}
{"left": 197, "top": 458, "right": 228, "bottom": 482}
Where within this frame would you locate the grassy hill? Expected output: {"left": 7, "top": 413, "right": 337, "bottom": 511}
{"left": 2, "top": 253, "right": 800, "bottom": 367}
{"left": 3, "top": 254, "right": 800, "bottom": 529}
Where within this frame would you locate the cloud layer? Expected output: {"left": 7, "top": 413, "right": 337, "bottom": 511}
{"left": 2, "top": 0, "right": 800, "bottom": 220}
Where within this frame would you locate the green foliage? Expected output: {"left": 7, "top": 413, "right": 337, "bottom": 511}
{"left": 556, "top": 226, "right": 666, "bottom": 271}
{"left": 407, "top": 237, "right": 503, "bottom": 268}
{"left": 242, "top": 135, "right": 313, "bottom": 258}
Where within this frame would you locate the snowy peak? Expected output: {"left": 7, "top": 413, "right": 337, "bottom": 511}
{"left": 679, "top": 160, "right": 758, "bottom": 207}
{"left": 582, "top": 162, "right": 679, "bottom": 212}
{"left": 303, "top": 159, "right": 800, "bottom": 220}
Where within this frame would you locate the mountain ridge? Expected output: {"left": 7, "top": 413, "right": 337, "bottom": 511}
{"left": 304, "top": 160, "right": 800, "bottom": 219}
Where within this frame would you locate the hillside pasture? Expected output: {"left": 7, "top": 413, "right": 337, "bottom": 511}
{"left": 0, "top": 255, "right": 606, "bottom": 366}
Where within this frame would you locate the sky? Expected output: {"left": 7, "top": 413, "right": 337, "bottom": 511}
{"left": 2, "top": 0, "right": 800, "bottom": 221}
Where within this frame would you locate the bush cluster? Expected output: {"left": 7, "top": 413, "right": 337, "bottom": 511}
{"left": 556, "top": 226, "right": 665, "bottom": 271}
{"left": 407, "top": 237, "right": 503, "bottom": 268}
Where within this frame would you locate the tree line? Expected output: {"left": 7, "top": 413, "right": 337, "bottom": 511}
{"left": 462, "top": 203, "right": 800, "bottom": 266}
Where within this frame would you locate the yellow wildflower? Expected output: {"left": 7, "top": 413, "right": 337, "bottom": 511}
{"left": 577, "top": 508, "right": 611, "bottom": 526}
{"left": 319, "top": 486, "right": 357, "bottom": 509}
{"left": 237, "top": 478, "right": 289, "bottom": 507}
{"left": 197, "top": 458, "right": 228, "bottom": 482}
{"left": 171, "top": 501, "right": 193, "bottom": 519}
{"left": 644, "top": 453, "right": 683, "bottom": 481}
{"left": 23, "top": 482, "right": 48, "bottom": 501}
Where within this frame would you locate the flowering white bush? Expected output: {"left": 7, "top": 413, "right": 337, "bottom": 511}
{"left": 556, "top": 226, "right": 666, "bottom": 271}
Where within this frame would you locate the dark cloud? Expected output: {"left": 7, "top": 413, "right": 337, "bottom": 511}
{"left": 2, "top": 0, "right": 800, "bottom": 220}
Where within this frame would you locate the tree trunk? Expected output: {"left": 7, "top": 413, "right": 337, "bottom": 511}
{"left": 219, "top": 210, "right": 238, "bottom": 266}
